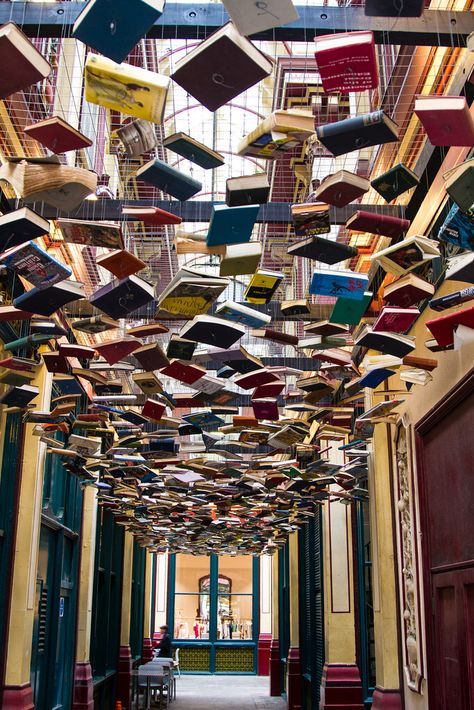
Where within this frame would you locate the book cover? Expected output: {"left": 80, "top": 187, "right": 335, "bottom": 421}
{"left": 234, "top": 368, "right": 280, "bottom": 390}
{"left": 24, "top": 116, "right": 92, "bottom": 154}
{"left": 383, "top": 274, "right": 434, "bottom": 307}
{"left": 72, "top": 315, "right": 120, "bottom": 334}
{"left": 443, "top": 159, "right": 474, "bottom": 213}
{"left": 0, "top": 207, "right": 50, "bottom": 250}
{"left": 219, "top": 242, "right": 262, "bottom": 277}
{"left": 215, "top": 300, "right": 272, "bottom": 328}
{"left": 358, "top": 368, "right": 395, "bottom": 389}
{"left": 162, "top": 132, "right": 225, "bottom": 169}
{"left": 429, "top": 287, "right": 474, "bottom": 312}
{"left": 310, "top": 269, "right": 368, "bottom": 300}
{"left": 141, "top": 398, "right": 166, "bottom": 422}
{"left": 57, "top": 219, "right": 124, "bottom": 249}
{"left": 0, "top": 241, "right": 72, "bottom": 290}
{"left": 346, "top": 210, "right": 410, "bottom": 238}
{"left": 90, "top": 275, "right": 155, "bottom": 319}
{"left": 85, "top": 53, "right": 170, "bottom": 124}
{"left": 316, "top": 110, "right": 399, "bottom": 157}
{"left": 221, "top": 0, "right": 298, "bottom": 36}
{"left": 94, "top": 337, "right": 141, "bottom": 365}
{"left": 291, "top": 203, "right": 331, "bottom": 237}
{"left": 160, "top": 360, "right": 206, "bottom": 385}
{"left": 252, "top": 380, "right": 285, "bottom": 399}
{"left": 445, "top": 253, "right": 474, "bottom": 284}
{"left": 13, "top": 281, "right": 85, "bottom": 317}
{"left": 179, "top": 315, "right": 246, "bottom": 349}
{"left": 414, "top": 95, "right": 474, "bottom": 147}
{"left": 438, "top": 204, "right": 474, "bottom": 252}
{"left": 0, "top": 384, "right": 39, "bottom": 408}
{"left": 96, "top": 249, "right": 147, "bottom": 279}
{"left": 136, "top": 158, "right": 202, "bottom": 201}
{"left": 355, "top": 328, "right": 415, "bottom": 357}
{"left": 314, "top": 31, "right": 378, "bottom": 93}
{"left": 371, "top": 163, "right": 419, "bottom": 202}
{"left": 73, "top": 0, "right": 165, "bottom": 64}
{"left": 373, "top": 307, "right": 419, "bottom": 333}
{"left": 207, "top": 204, "right": 259, "bottom": 247}
{"left": 244, "top": 270, "right": 284, "bottom": 304}
{"left": 288, "top": 235, "right": 358, "bottom": 264}
{"left": 314, "top": 170, "right": 370, "bottom": 207}
{"left": 133, "top": 343, "right": 169, "bottom": 371}
{"left": 171, "top": 22, "right": 273, "bottom": 113}
{"left": 252, "top": 398, "right": 279, "bottom": 421}
{"left": 238, "top": 109, "right": 315, "bottom": 159}
{"left": 426, "top": 305, "right": 474, "bottom": 347}
{"left": 226, "top": 174, "right": 270, "bottom": 207}
{"left": 116, "top": 118, "right": 157, "bottom": 157}
{"left": 166, "top": 335, "right": 197, "bottom": 361}
{"left": 372, "top": 236, "right": 440, "bottom": 276}
{"left": 122, "top": 205, "right": 182, "bottom": 225}
{"left": 0, "top": 23, "right": 51, "bottom": 99}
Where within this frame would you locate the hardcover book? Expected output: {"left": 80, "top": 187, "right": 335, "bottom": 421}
{"left": 94, "top": 337, "right": 141, "bottom": 366}
{"left": 252, "top": 398, "right": 279, "bottom": 421}
{"left": 0, "top": 384, "right": 39, "bottom": 409}
{"left": 73, "top": 0, "right": 165, "bottom": 64}
{"left": 72, "top": 315, "right": 120, "bottom": 334}
{"left": 383, "top": 273, "right": 435, "bottom": 307}
{"left": 291, "top": 202, "right": 330, "bottom": 236}
{"left": 171, "top": 22, "right": 273, "bottom": 112}
{"left": 288, "top": 235, "right": 358, "bottom": 264}
{"left": 166, "top": 335, "right": 197, "bottom": 361}
{"left": 346, "top": 210, "right": 410, "bottom": 239}
{"left": 221, "top": 0, "right": 298, "bottom": 36}
{"left": 132, "top": 371, "right": 164, "bottom": 394}
{"left": 226, "top": 174, "right": 270, "bottom": 207}
{"left": 234, "top": 368, "right": 280, "bottom": 390}
{"left": 135, "top": 158, "right": 202, "bottom": 201}
{"left": 252, "top": 328, "right": 298, "bottom": 346}
{"left": 219, "top": 242, "right": 262, "bottom": 276}
{"left": 371, "top": 163, "right": 419, "bottom": 203}
{"left": 314, "top": 31, "right": 378, "bottom": 93}
{"left": 426, "top": 305, "right": 474, "bottom": 347}
{"left": 84, "top": 53, "right": 170, "bottom": 124}
{"left": 314, "top": 170, "right": 370, "bottom": 207}
{"left": 355, "top": 326, "right": 415, "bottom": 358}
{"left": 0, "top": 207, "right": 50, "bottom": 250}
{"left": 96, "top": 249, "right": 147, "bottom": 279}
{"left": 24, "top": 116, "right": 92, "bottom": 154}
{"left": 445, "top": 253, "right": 474, "bottom": 284}
{"left": 160, "top": 360, "right": 206, "bottom": 385}
{"left": 429, "top": 287, "right": 474, "bottom": 312}
{"left": 0, "top": 23, "right": 51, "bottom": 99}
{"left": 372, "top": 306, "right": 420, "bottom": 333}
{"left": 122, "top": 205, "right": 182, "bottom": 225}
{"left": 310, "top": 269, "right": 369, "bottom": 300}
{"left": 238, "top": 109, "right": 315, "bottom": 159}
{"left": 215, "top": 300, "right": 272, "bottom": 328}
{"left": 371, "top": 235, "right": 440, "bottom": 276}
{"left": 13, "top": 280, "right": 85, "bottom": 317}
{"left": 56, "top": 219, "right": 124, "bottom": 250}
{"left": 179, "top": 315, "right": 246, "bottom": 349}
{"left": 438, "top": 204, "right": 474, "bottom": 252}
{"left": 414, "top": 95, "right": 474, "bottom": 147}
{"left": 206, "top": 204, "right": 259, "bottom": 247}
{"left": 163, "top": 132, "right": 225, "bottom": 169}
{"left": 244, "top": 269, "right": 284, "bottom": 304}
{"left": 316, "top": 110, "right": 399, "bottom": 157}
{"left": 90, "top": 275, "right": 155, "bottom": 319}
{"left": 141, "top": 398, "right": 166, "bottom": 423}
{"left": 126, "top": 322, "right": 169, "bottom": 338}
{"left": 133, "top": 343, "right": 170, "bottom": 371}
{"left": 156, "top": 268, "right": 229, "bottom": 317}
{"left": 116, "top": 119, "right": 157, "bottom": 157}
{"left": 0, "top": 241, "right": 71, "bottom": 289}
{"left": 443, "top": 159, "right": 474, "bottom": 213}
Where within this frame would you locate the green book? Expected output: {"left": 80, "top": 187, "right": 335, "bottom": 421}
{"left": 329, "top": 291, "right": 373, "bottom": 326}
{"left": 371, "top": 163, "right": 419, "bottom": 203}
{"left": 162, "top": 132, "right": 225, "bottom": 170}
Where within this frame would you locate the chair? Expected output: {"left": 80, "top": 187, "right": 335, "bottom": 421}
{"left": 137, "top": 665, "right": 171, "bottom": 709}
{"left": 144, "top": 660, "right": 176, "bottom": 701}
{"left": 173, "top": 648, "right": 181, "bottom": 678}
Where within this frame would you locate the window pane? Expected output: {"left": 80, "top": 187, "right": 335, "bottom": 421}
{"left": 218, "top": 555, "right": 253, "bottom": 594}
{"left": 175, "top": 554, "right": 210, "bottom": 593}
{"left": 174, "top": 594, "right": 210, "bottom": 639}
{"left": 217, "top": 595, "right": 253, "bottom": 640}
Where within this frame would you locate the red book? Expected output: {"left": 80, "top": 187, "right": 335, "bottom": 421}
{"left": 142, "top": 398, "right": 166, "bottom": 422}
{"left": 24, "top": 116, "right": 93, "bottom": 153}
{"left": 314, "top": 170, "right": 370, "bottom": 208}
{"left": 42, "top": 351, "right": 71, "bottom": 374}
{"left": 252, "top": 380, "right": 286, "bottom": 399}
{"left": 121, "top": 206, "right": 182, "bottom": 226}
{"left": 426, "top": 305, "right": 474, "bottom": 347}
{"left": 126, "top": 322, "right": 169, "bottom": 338}
{"left": 172, "top": 393, "right": 204, "bottom": 408}
{"left": 234, "top": 368, "right": 281, "bottom": 390}
{"left": 0, "top": 305, "right": 33, "bottom": 321}
{"left": 346, "top": 210, "right": 410, "bottom": 238}
{"left": 0, "top": 23, "right": 51, "bottom": 99}
{"left": 314, "top": 31, "right": 378, "bottom": 93}
{"left": 414, "top": 96, "right": 474, "bottom": 147}
{"left": 96, "top": 249, "right": 147, "bottom": 279}
{"left": 94, "top": 337, "right": 141, "bottom": 366}
{"left": 133, "top": 343, "right": 169, "bottom": 371}
{"left": 373, "top": 307, "right": 420, "bottom": 333}
{"left": 383, "top": 273, "right": 435, "bottom": 308}
{"left": 160, "top": 359, "right": 206, "bottom": 385}
{"left": 252, "top": 398, "right": 279, "bottom": 421}
{"left": 255, "top": 329, "right": 299, "bottom": 346}
{"left": 58, "top": 343, "right": 96, "bottom": 360}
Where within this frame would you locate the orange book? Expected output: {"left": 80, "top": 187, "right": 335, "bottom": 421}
{"left": 96, "top": 249, "right": 147, "bottom": 279}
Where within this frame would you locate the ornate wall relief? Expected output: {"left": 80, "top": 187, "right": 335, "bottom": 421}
{"left": 394, "top": 423, "right": 424, "bottom": 693}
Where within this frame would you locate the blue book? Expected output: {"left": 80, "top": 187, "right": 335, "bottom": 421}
{"left": 136, "top": 158, "right": 202, "bottom": 201}
{"left": 358, "top": 368, "right": 396, "bottom": 389}
{"left": 309, "top": 269, "right": 369, "bottom": 300}
{"left": 0, "top": 241, "right": 71, "bottom": 290}
{"left": 183, "top": 412, "right": 225, "bottom": 430}
{"left": 214, "top": 300, "right": 271, "bottom": 328}
{"left": 438, "top": 204, "right": 474, "bottom": 252}
{"left": 206, "top": 205, "right": 259, "bottom": 247}
{"left": 72, "top": 0, "right": 165, "bottom": 64}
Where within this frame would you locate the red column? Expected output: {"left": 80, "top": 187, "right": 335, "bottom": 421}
{"left": 319, "top": 664, "right": 364, "bottom": 710}
{"left": 286, "top": 647, "right": 302, "bottom": 710}
{"left": 116, "top": 645, "right": 132, "bottom": 710}
{"left": 72, "top": 662, "right": 94, "bottom": 710}
{"left": 270, "top": 639, "right": 281, "bottom": 696}
{"left": 2, "top": 685, "right": 35, "bottom": 710}
{"left": 142, "top": 638, "right": 154, "bottom": 664}
{"left": 257, "top": 633, "right": 272, "bottom": 676}
{"left": 371, "top": 687, "right": 403, "bottom": 710}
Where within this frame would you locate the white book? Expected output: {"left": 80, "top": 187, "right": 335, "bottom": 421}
{"left": 222, "top": 0, "right": 299, "bottom": 37}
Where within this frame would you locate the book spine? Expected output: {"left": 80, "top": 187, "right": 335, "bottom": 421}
{"left": 429, "top": 287, "right": 474, "bottom": 311}
{"left": 317, "top": 110, "right": 383, "bottom": 138}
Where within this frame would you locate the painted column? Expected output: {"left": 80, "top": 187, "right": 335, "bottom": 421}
{"left": 73, "top": 486, "right": 99, "bottom": 710}
{"left": 153, "top": 552, "right": 168, "bottom": 649}
{"left": 320, "top": 439, "right": 363, "bottom": 710}
{"left": 116, "top": 532, "right": 134, "bottom": 710}
{"left": 287, "top": 532, "right": 302, "bottom": 710}
{"left": 369, "top": 417, "right": 403, "bottom": 710}
{"left": 258, "top": 554, "right": 272, "bottom": 676}
{"left": 270, "top": 551, "right": 281, "bottom": 696}
{"left": 142, "top": 551, "right": 154, "bottom": 663}
{"left": 2, "top": 365, "right": 52, "bottom": 709}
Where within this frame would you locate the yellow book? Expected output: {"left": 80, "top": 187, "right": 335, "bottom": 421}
{"left": 157, "top": 295, "right": 213, "bottom": 317}
{"left": 84, "top": 53, "right": 170, "bottom": 124}
{"left": 244, "top": 269, "right": 284, "bottom": 305}
{"left": 238, "top": 109, "right": 315, "bottom": 158}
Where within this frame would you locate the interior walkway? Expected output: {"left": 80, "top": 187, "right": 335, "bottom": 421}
{"left": 169, "top": 675, "right": 287, "bottom": 709}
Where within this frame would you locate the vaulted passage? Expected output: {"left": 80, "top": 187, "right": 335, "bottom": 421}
{"left": 153, "top": 676, "right": 286, "bottom": 710}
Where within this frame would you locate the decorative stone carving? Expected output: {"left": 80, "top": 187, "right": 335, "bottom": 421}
{"left": 394, "top": 425, "right": 423, "bottom": 693}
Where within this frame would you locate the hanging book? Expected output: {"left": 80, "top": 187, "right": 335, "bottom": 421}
{"left": 371, "top": 163, "right": 419, "bottom": 203}
{"left": 0, "top": 207, "right": 50, "bottom": 250}
{"left": 215, "top": 300, "right": 272, "bottom": 328}
{"left": 179, "top": 315, "right": 246, "bottom": 349}
{"left": 221, "top": 0, "right": 298, "bottom": 36}
{"left": 383, "top": 273, "right": 434, "bottom": 308}
{"left": 316, "top": 110, "right": 398, "bottom": 157}
{"left": 414, "top": 95, "right": 474, "bottom": 147}
{"left": 314, "top": 31, "right": 378, "bottom": 93}
{"left": 56, "top": 219, "right": 124, "bottom": 250}
{"left": 0, "top": 23, "right": 51, "bottom": 99}
{"left": 426, "top": 305, "right": 474, "bottom": 347}
{"left": 355, "top": 325, "right": 415, "bottom": 357}
{"left": 438, "top": 204, "right": 474, "bottom": 252}
{"left": 372, "top": 307, "right": 420, "bottom": 333}
{"left": 291, "top": 202, "right": 330, "bottom": 236}
{"left": 244, "top": 269, "right": 284, "bottom": 304}
{"left": 219, "top": 242, "right": 262, "bottom": 277}
{"left": 238, "top": 109, "right": 315, "bottom": 159}
{"left": 121, "top": 205, "right": 182, "bottom": 225}
{"left": 443, "top": 159, "right": 474, "bottom": 213}
{"left": 309, "top": 269, "right": 368, "bottom": 300}
{"left": 96, "top": 249, "right": 147, "bottom": 279}
{"left": 156, "top": 268, "right": 229, "bottom": 317}
{"left": 288, "top": 235, "right": 357, "bottom": 264}
{"left": 0, "top": 241, "right": 72, "bottom": 290}
{"left": 370, "top": 235, "right": 440, "bottom": 276}
{"left": 314, "top": 170, "right": 370, "bottom": 208}
{"left": 90, "top": 275, "right": 155, "bottom": 319}
{"left": 135, "top": 158, "right": 202, "bottom": 201}
{"left": 345, "top": 210, "right": 410, "bottom": 238}
{"left": 162, "top": 133, "right": 225, "bottom": 169}
{"left": 206, "top": 204, "right": 259, "bottom": 247}
{"left": 13, "top": 281, "right": 86, "bottom": 317}
{"left": 24, "top": 116, "right": 93, "bottom": 154}
{"left": 226, "top": 174, "right": 270, "bottom": 207}
{"left": 116, "top": 119, "right": 157, "bottom": 157}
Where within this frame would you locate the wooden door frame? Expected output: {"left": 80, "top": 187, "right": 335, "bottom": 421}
{"left": 414, "top": 366, "right": 474, "bottom": 708}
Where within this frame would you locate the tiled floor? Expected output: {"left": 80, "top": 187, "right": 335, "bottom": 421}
{"left": 168, "top": 675, "right": 286, "bottom": 709}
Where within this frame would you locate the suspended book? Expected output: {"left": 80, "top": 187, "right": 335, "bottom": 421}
{"left": 122, "top": 205, "right": 182, "bottom": 226}
{"left": 116, "top": 119, "right": 157, "bottom": 157}
{"left": 445, "top": 253, "right": 474, "bottom": 284}
{"left": 219, "top": 242, "right": 262, "bottom": 277}
{"left": 94, "top": 337, "right": 142, "bottom": 366}
{"left": 371, "top": 163, "right": 419, "bottom": 203}
{"left": 179, "top": 315, "right": 246, "bottom": 349}
{"left": 72, "top": 315, "right": 120, "bottom": 334}
{"left": 126, "top": 322, "right": 169, "bottom": 338}
{"left": 426, "top": 305, "right": 474, "bottom": 348}
{"left": 0, "top": 241, "right": 71, "bottom": 290}
{"left": 24, "top": 116, "right": 93, "bottom": 154}
{"left": 171, "top": 22, "right": 273, "bottom": 112}
{"left": 206, "top": 204, "right": 259, "bottom": 247}
{"left": 133, "top": 343, "right": 169, "bottom": 371}
{"left": 346, "top": 210, "right": 410, "bottom": 239}
{"left": 162, "top": 132, "right": 225, "bottom": 169}
{"left": 291, "top": 202, "right": 330, "bottom": 237}
{"left": 156, "top": 268, "right": 229, "bottom": 318}
{"left": 214, "top": 301, "right": 271, "bottom": 328}
{"left": 90, "top": 275, "right": 155, "bottom": 319}
{"left": 373, "top": 307, "right": 420, "bottom": 333}
{"left": 84, "top": 54, "right": 170, "bottom": 124}
{"left": 57, "top": 219, "right": 124, "bottom": 250}
{"left": 13, "top": 281, "right": 85, "bottom": 317}
{"left": 314, "top": 170, "right": 370, "bottom": 208}
{"left": 226, "top": 174, "right": 270, "bottom": 207}
{"left": 316, "top": 110, "right": 398, "bottom": 157}
{"left": 244, "top": 269, "right": 284, "bottom": 304}
{"left": 314, "top": 31, "right": 378, "bottom": 93}
{"left": 443, "top": 158, "right": 474, "bottom": 213}
{"left": 0, "top": 23, "right": 51, "bottom": 99}
{"left": 0, "top": 384, "right": 39, "bottom": 409}
{"left": 136, "top": 158, "right": 202, "bottom": 201}
{"left": 221, "top": 0, "right": 298, "bottom": 36}
{"left": 309, "top": 269, "right": 368, "bottom": 300}
{"left": 382, "top": 274, "right": 434, "bottom": 308}
{"left": 288, "top": 235, "right": 357, "bottom": 265}
{"left": 429, "top": 287, "right": 474, "bottom": 313}
{"left": 357, "top": 399, "right": 404, "bottom": 421}
{"left": 370, "top": 235, "right": 440, "bottom": 276}
{"left": 414, "top": 95, "right": 474, "bottom": 147}
{"left": 96, "top": 249, "right": 147, "bottom": 279}
{"left": 354, "top": 325, "right": 416, "bottom": 358}
{"left": 238, "top": 109, "right": 315, "bottom": 159}
{"left": 438, "top": 204, "right": 474, "bottom": 252}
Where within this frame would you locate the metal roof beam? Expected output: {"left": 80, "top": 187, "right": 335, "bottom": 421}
{"left": 5, "top": 3, "right": 472, "bottom": 46}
